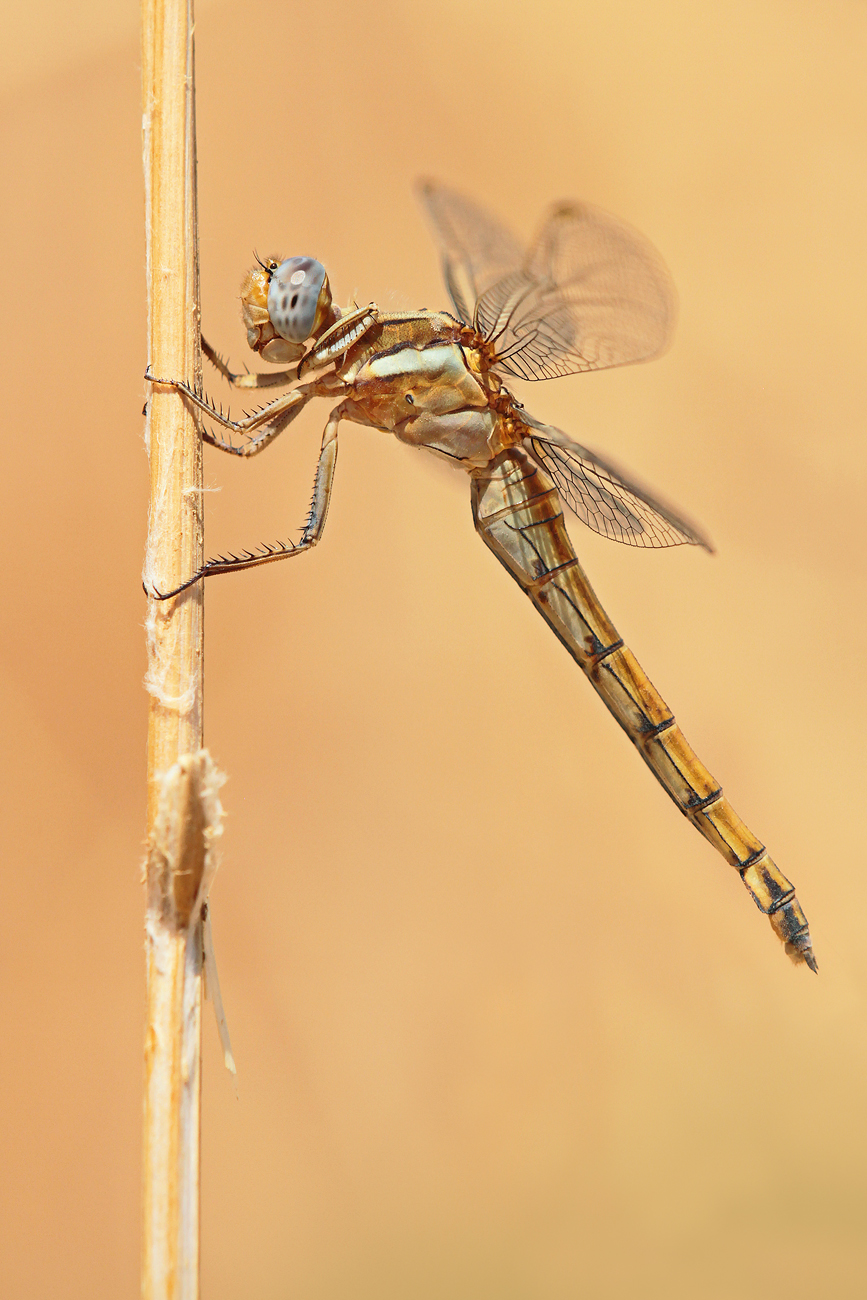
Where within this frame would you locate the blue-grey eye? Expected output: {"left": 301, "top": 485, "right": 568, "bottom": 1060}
{"left": 267, "top": 256, "right": 330, "bottom": 343}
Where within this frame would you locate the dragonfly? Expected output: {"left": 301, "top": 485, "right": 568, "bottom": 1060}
{"left": 146, "top": 181, "right": 816, "bottom": 972}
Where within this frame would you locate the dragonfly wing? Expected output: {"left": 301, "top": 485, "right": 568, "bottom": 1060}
{"left": 480, "top": 202, "right": 676, "bottom": 381}
{"left": 523, "top": 413, "right": 712, "bottom": 551}
{"left": 417, "top": 180, "right": 525, "bottom": 326}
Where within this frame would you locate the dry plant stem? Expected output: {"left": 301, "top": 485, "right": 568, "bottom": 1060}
{"left": 141, "top": 0, "right": 205, "bottom": 1297}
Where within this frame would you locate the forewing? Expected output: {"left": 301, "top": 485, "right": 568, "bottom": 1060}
{"left": 417, "top": 180, "right": 524, "bottom": 325}
{"left": 524, "top": 417, "right": 711, "bottom": 551}
{"left": 479, "top": 202, "right": 676, "bottom": 381}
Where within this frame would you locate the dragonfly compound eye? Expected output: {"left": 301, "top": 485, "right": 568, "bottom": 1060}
{"left": 267, "top": 256, "right": 332, "bottom": 343}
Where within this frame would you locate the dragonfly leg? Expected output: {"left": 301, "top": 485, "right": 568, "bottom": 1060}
{"left": 297, "top": 303, "right": 379, "bottom": 376}
{"left": 200, "top": 388, "right": 315, "bottom": 458}
{"left": 147, "top": 404, "right": 345, "bottom": 600}
{"left": 146, "top": 367, "right": 319, "bottom": 447}
{"left": 202, "top": 335, "right": 299, "bottom": 390}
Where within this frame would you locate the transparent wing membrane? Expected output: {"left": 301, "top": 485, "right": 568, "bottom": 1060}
{"left": 524, "top": 420, "right": 712, "bottom": 551}
{"left": 480, "top": 203, "right": 676, "bottom": 380}
{"left": 417, "top": 180, "right": 525, "bottom": 324}
{"left": 419, "top": 181, "right": 675, "bottom": 380}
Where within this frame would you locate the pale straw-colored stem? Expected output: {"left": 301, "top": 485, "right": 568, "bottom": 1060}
{"left": 141, "top": 0, "right": 206, "bottom": 1296}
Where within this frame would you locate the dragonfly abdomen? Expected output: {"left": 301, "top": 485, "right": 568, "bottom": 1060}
{"left": 471, "top": 448, "right": 816, "bottom": 970}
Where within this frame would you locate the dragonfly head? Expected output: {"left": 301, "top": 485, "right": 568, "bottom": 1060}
{"left": 240, "top": 255, "right": 336, "bottom": 363}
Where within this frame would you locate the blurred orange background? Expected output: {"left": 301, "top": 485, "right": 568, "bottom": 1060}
{"left": 1, "top": 1, "right": 865, "bottom": 1296}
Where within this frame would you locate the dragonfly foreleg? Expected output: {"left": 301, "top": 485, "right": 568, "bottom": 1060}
{"left": 146, "top": 367, "right": 314, "bottom": 444}
{"left": 146, "top": 405, "right": 344, "bottom": 600}
{"left": 202, "top": 335, "right": 300, "bottom": 390}
{"left": 201, "top": 388, "right": 315, "bottom": 458}
{"left": 297, "top": 303, "right": 380, "bottom": 377}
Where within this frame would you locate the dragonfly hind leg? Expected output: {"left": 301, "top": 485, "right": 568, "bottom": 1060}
{"left": 147, "top": 404, "right": 345, "bottom": 600}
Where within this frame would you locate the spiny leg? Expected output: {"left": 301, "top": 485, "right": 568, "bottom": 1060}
{"left": 147, "top": 404, "right": 345, "bottom": 600}
{"left": 201, "top": 301, "right": 379, "bottom": 389}
{"left": 297, "top": 303, "right": 379, "bottom": 376}
{"left": 146, "top": 366, "right": 313, "bottom": 442}
{"left": 202, "top": 335, "right": 299, "bottom": 390}
{"left": 201, "top": 387, "right": 315, "bottom": 458}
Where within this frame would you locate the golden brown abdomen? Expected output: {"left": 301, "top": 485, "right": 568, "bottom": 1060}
{"left": 471, "top": 448, "right": 816, "bottom": 970}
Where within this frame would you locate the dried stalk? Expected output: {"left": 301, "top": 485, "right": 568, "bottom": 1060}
{"left": 140, "top": 0, "right": 207, "bottom": 1296}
